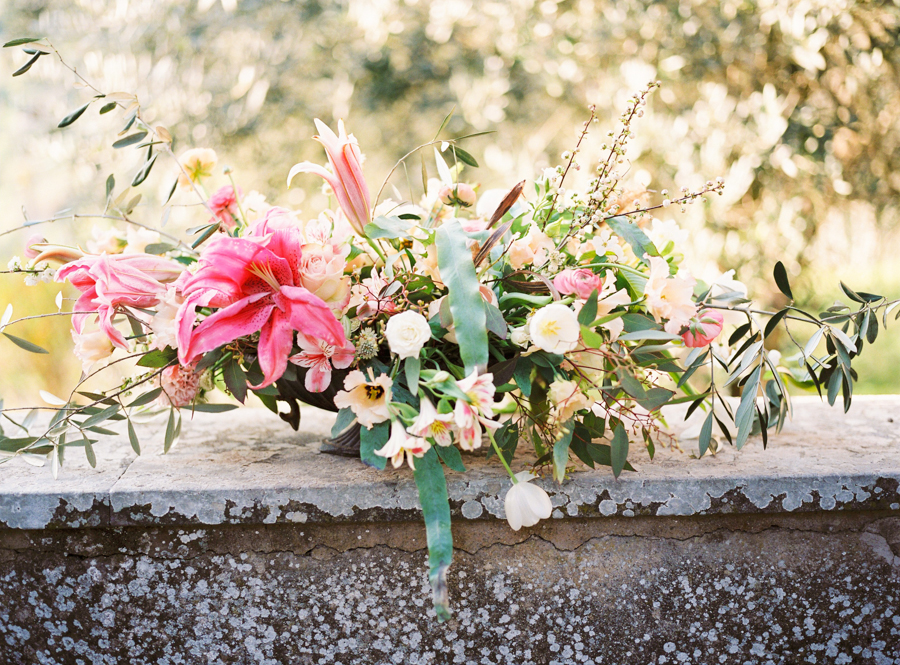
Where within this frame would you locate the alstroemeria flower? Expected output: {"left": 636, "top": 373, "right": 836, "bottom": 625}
{"left": 681, "top": 309, "right": 725, "bottom": 348}
{"left": 644, "top": 255, "right": 697, "bottom": 334}
{"left": 504, "top": 471, "right": 553, "bottom": 531}
{"left": 453, "top": 371, "right": 500, "bottom": 451}
{"left": 287, "top": 120, "right": 371, "bottom": 236}
{"left": 408, "top": 397, "right": 454, "bottom": 447}
{"left": 333, "top": 369, "right": 392, "bottom": 428}
{"left": 289, "top": 332, "right": 355, "bottom": 393}
{"left": 57, "top": 253, "right": 183, "bottom": 349}
{"left": 174, "top": 220, "right": 347, "bottom": 388}
{"left": 375, "top": 420, "right": 432, "bottom": 470}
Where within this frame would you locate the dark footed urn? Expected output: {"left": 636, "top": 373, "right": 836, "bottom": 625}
{"left": 274, "top": 367, "right": 361, "bottom": 457}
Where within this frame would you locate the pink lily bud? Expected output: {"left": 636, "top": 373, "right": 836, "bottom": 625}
{"left": 439, "top": 183, "right": 477, "bottom": 208}
{"left": 553, "top": 269, "right": 603, "bottom": 300}
{"left": 681, "top": 309, "right": 725, "bottom": 347}
{"left": 287, "top": 120, "right": 371, "bottom": 237}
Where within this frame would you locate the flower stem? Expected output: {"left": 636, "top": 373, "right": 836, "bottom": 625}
{"left": 365, "top": 237, "right": 388, "bottom": 264}
{"left": 488, "top": 428, "right": 518, "bottom": 483}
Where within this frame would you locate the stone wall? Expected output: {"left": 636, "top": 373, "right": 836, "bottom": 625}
{"left": 1, "top": 397, "right": 899, "bottom": 664}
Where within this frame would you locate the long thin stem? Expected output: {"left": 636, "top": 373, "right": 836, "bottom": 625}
{"left": 488, "top": 428, "right": 518, "bottom": 482}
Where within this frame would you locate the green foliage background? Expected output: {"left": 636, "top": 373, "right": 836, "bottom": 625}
{"left": 0, "top": 0, "right": 899, "bottom": 404}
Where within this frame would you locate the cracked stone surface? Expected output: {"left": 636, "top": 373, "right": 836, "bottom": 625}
{"left": 1, "top": 396, "right": 899, "bottom": 530}
{"left": 2, "top": 397, "right": 900, "bottom": 663}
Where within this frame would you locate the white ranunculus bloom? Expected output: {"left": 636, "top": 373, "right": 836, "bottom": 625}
{"left": 528, "top": 303, "right": 580, "bottom": 353}
{"left": 504, "top": 471, "right": 553, "bottom": 531}
{"left": 385, "top": 310, "right": 432, "bottom": 359}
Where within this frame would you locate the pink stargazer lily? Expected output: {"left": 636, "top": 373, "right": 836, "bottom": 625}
{"left": 174, "top": 220, "right": 347, "bottom": 388}
{"left": 289, "top": 332, "right": 355, "bottom": 393}
{"left": 57, "top": 253, "right": 183, "bottom": 349}
{"left": 287, "top": 120, "right": 371, "bottom": 236}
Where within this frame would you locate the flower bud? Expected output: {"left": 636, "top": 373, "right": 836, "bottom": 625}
{"left": 439, "top": 183, "right": 477, "bottom": 208}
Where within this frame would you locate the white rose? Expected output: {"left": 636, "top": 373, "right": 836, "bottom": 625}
{"left": 384, "top": 310, "right": 432, "bottom": 359}
{"left": 528, "top": 303, "right": 580, "bottom": 354}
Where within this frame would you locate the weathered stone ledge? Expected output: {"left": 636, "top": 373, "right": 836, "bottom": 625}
{"left": 1, "top": 396, "right": 899, "bottom": 531}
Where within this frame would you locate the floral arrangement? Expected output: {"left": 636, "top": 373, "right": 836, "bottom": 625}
{"left": 2, "top": 39, "right": 897, "bottom": 620}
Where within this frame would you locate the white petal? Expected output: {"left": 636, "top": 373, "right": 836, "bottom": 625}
{"left": 504, "top": 484, "right": 526, "bottom": 531}
{"left": 521, "top": 482, "right": 553, "bottom": 522}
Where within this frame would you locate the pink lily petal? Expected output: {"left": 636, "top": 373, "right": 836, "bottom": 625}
{"left": 256, "top": 310, "right": 295, "bottom": 388}
{"left": 279, "top": 285, "right": 346, "bottom": 347}
{"left": 182, "top": 292, "right": 275, "bottom": 364}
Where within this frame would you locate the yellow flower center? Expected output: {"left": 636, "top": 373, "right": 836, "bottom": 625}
{"left": 539, "top": 320, "right": 560, "bottom": 336}
{"left": 364, "top": 385, "right": 384, "bottom": 400}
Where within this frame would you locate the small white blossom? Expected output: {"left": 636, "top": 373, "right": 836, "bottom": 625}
{"left": 529, "top": 303, "right": 580, "bottom": 354}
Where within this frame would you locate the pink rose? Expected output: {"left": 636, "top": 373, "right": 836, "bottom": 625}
{"left": 298, "top": 242, "right": 351, "bottom": 313}
{"left": 681, "top": 310, "right": 725, "bottom": 347}
{"left": 553, "top": 269, "right": 603, "bottom": 300}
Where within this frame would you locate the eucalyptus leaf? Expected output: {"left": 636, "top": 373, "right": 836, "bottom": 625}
{"left": 412, "top": 448, "right": 453, "bottom": 622}
{"left": 436, "top": 221, "right": 488, "bottom": 374}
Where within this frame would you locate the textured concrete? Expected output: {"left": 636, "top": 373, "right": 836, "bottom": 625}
{"left": 1, "top": 397, "right": 899, "bottom": 530}
{"left": 1, "top": 397, "right": 899, "bottom": 664}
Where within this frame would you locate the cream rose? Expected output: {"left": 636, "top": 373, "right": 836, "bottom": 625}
{"left": 298, "top": 242, "right": 351, "bottom": 313}
{"left": 72, "top": 329, "right": 114, "bottom": 374}
{"left": 384, "top": 310, "right": 432, "bottom": 359}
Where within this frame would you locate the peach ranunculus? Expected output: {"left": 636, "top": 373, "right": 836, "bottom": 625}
{"left": 553, "top": 269, "right": 603, "bottom": 300}
{"left": 643, "top": 256, "right": 697, "bottom": 334}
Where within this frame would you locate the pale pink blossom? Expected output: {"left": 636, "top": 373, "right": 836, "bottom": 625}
{"left": 408, "top": 397, "right": 454, "bottom": 447}
{"left": 375, "top": 420, "right": 432, "bottom": 470}
{"left": 57, "top": 253, "right": 183, "bottom": 349}
{"left": 287, "top": 120, "right": 371, "bottom": 236}
{"left": 174, "top": 221, "right": 347, "bottom": 388}
{"left": 157, "top": 364, "right": 202, "bottom": 408}
{"left": 548, "top": 378, "right": 593, "bottom": 423}
{"left": 289, "top": 332, "right": 355, "bottom": 393}
{"left": 553, "top": 269, "right": 603, "bottom": 300}
{"left": 333, "top": 369, "right": 392, "bottom": 428}
{"left": 681, "top": 309, "right": 725, "bottom": 347}
{"left": 508, "top": 227, "right": 555, "bottom": 270}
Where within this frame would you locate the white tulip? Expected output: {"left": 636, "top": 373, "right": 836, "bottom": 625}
{"left": 504, "top": 471, "right": 553, "bottom": 531}
{"left": 528, "top": 303, "right": 580, "bottom": 353}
